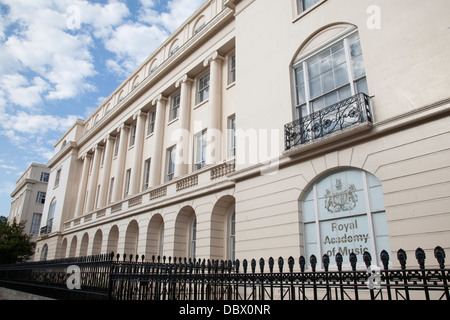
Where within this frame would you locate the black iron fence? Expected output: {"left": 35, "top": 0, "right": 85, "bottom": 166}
{"left": 0, "top": 246, "right": 449, "bottom": 300}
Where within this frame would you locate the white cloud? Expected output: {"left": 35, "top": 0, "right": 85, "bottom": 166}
{"left": 103, "top": 23, "right": 168, "bottom": 74}
{"left": 138, "top": 0, "right": 205, "bottom": 33}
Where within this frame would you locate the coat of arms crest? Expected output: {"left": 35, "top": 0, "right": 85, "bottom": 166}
{"left": 324, "top": 178, "right": 358, "bottom": 213}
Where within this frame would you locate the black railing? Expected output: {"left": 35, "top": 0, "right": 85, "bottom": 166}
{"left": 285, "top": 93, "right": 373, "bottom": 150}
{"left": 40, "top": 218, "right": 53, "bottom": 235}
{"left": 0, "top": 246, "right": 449, "bottom": 300}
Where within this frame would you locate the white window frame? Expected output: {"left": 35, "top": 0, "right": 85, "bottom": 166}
{"left": 193, "top": 129, "right": 207, "bottom": 171}
{"left": 166, "top": 146, "right": 176, "bottom": 182}
{"left": 228, "top": 210, "right": 236, "bottom": 261}
{"left": 143, "top": 158, "right": 151, "bottom": 190}
{"left": 292, "top": 29, "right": 368, "bottom": 121}
{"left": 229, "top": 54, "right": 236, "bottom": 84}
{"left": 54, "top": 169, "right": 61, "bottom": 188}
{"left": 148, "top": 110, "right": 156, "bottom": 135}
{"left": 124, "top": 169, "right": 131, "bottom": 197}
{"left": 30, "top": 213, "right": 42, "bottom": 235}
{"left": 189, "top": 217, "right": 197, "bottom": 260}
{"left": 228, "top": 116, "right": 236, "bottom": 157}
{"left": 36, "top": 191, "right": 46, "bottom": 205}
{"left": 197, "top": 72, "right": 210, "bottom": 104}
{"left": 170, "top": 92, "right": 180, "bottom": 121}
{"left": 129, "top": 122, "right": 137, "bottom": 147}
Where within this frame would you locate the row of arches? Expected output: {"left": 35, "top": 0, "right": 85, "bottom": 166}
{"left": 55, "top": 195, "right": 236, "bottom": 262}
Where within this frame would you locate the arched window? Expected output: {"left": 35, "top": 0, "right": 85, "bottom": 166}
{"left": 289, "top": 27, "right": 371, "bottom": 147}
{"left": 301, "top": 169, "right": 390, "bottom": 268}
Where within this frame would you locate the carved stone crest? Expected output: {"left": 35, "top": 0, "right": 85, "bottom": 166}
{"left": 324, "top": 178, "right": 358, "bottom": 213}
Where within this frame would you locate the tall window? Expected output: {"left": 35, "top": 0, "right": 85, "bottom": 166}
{"left": 229, "top": 54, "right": 236, "bottom": 84}
{"left": 194, "top": 130, "right": 207, "bottom": 171}
{"left": 189, "top": 217, "right": 197, "bottom": 260}
{"left": 293, "top": 30, "right": 368, "bottom": 120}
{"left": 47, "top": 198, "right": 56, "bottom": 233}
{"left": 229, "top": 210, "right": 236, "bottom": 261}
{"left": 148, "top": 110, "right": 156, "bottom": 134}
{"left": 228, "top": 116, "right": 236, "bottom": 157}
{"left": 302, "top": 169, "right": 390, "bottom": 268}
{"left": 167, "top": 146, "right": 176, "bottom": 182}
{"left": 143, "top": 158, "right": 151, "bottom": 190}
{"left": 129, "top": 123, "right": 136, "bottom": 147}
{"left": 170, "top": 92, "right": 180, "bottom": 121}
{"left": 109, "top": 178, "right": 114, "bottom": 204}
{"left": 124, "top": 169, "right": 131, "bottom": 197}
{"left": 36, "top": 191, "right": 46, "bottom": 205}
{"left": 197, "top": 72, "right": 210, "bottom": 103}
{"left": 54, "top": 168, "right": 61, "bottom": 187}
{"left": 40, "top": 172, "right": 49, "bottom": 182}
{"left": 114, "top": 135, "right": 120, "bottom": 157}
{"left": 30, "top": 213, "right": 42, "bottom": 235}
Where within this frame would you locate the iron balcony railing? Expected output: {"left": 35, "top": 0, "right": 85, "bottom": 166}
{"left": 40, "top": 218, "right": 53, "bottom": 236}
{"left": 285, "top": 93, "right": 373, "bottom": 150}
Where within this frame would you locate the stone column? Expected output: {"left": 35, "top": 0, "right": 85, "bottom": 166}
{"left": 149, "top": 94, "right": 168, "bottom": 187}
{"left": 174, "top": 75, "right": 193, "bottom": 178}
{"left": 98, "top": 135, "right": 114, "bottom": 207}
{"left": 74, "top": 153, "right": 92, "bottom": 217}
{"left": 86, "top": 145, "right": 102, "bottom": 212}
{"left": 129, "top": 110, "right": 147, "bottom": 195}
{"left": 111, "top": 124, "right": 130, "bottom": 202}
{"left": 203, "top": 51, "right": 224, "bottom": 165}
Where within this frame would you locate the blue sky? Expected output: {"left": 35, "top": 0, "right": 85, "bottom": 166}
{"left": 0, "top": 0, "right": 205, "bottom": 217}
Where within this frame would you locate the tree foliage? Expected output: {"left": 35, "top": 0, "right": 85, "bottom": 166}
{"left": 0, "top": 216, "right": 35, "bottom": 264}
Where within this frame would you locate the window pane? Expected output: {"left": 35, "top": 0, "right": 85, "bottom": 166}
{"left": 356, "top": 78, "right": 369, "bottom": 95}
{"left": 334, "top": 63, "right": 349, "bottom": 87}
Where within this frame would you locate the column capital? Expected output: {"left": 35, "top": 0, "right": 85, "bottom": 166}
{"left": 117, "top": 123, "right": 130, "bottom": 133}
{"left": 175, "top": 75, "right": 194, "bottom": 88}
{"left": 103, "top": 134, "right": 114, "bottom": 144}
{"left": 82, "top": 152, "right": 92, "bottom": 161}
{"left": 133, "top": 109, "right": 147, "bottom": 121}
{"left": 203, "top": 51, "right": 225, "bottom": 67}
{"left": 152, "top": 93, "right": 168, "bottom": 106}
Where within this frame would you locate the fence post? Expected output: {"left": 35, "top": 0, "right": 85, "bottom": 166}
{"left": 380, "top": 250, "right": 391, "bottom": 300}
{"left": 434, "top": 246, "right": 449, "bottom": 300}
{"left": 397, "top": 249, "right": 409, "bottom": 300}
{"left": 335, "top": 253, "right": 344, "bottom": 300}
{"left": 349, "top": 252, "right": 358, "bottom": 300}
{"left": 415, "top": 248, "right": 429, "bottom": 300}
{"left": 363, "top": 251, "right": 375, "bottom": 300}
{"left": 310, "top": 255, "right": 317, "bottom": 300}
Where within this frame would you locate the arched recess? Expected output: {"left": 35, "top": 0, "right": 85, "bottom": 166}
{"left": 146, "top": 214, "right": 164, "bottom": 260}
{"left": 107, "top": 225, "right": 119, "bottom": 255}
{"left": 124, "top": 220, "right": 139, "bottom": 256}
{"left": 300, "top": 167, "right": 390, "bottom": 269}
{"left": 40, "top": 244, "right": 48, "bottom": 261}
{"left": 80, "top": 233, "right": 89, "bottom": 257}
{"left": 173, "top": 206, "right": 196, "bottom": 259}
{"left": 59, "top": 238, "right": 68, "bottom": 259}
{"left": 69, "top": 236, "right": 77, "bottom": 258}
{"left": 92, "top": 229, "right": 103, "bottom": 255}
{"left": 210, "top": 195, "right": 236, "bottom": 261}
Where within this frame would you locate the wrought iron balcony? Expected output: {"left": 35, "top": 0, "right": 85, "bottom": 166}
{"left": 284, "top": 93, "right": 373, "bottom": 150}
{"left": 39, "top": 218, "right": 53, "bottom": 235}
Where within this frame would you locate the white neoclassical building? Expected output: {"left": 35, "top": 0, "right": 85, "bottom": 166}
{"left": 35, "top": 0, "right": 450, "bottom": 269}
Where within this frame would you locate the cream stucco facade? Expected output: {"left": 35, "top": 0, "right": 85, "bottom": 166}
{"left": 35, "top": 0, "right": 450, "bottom": 269}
